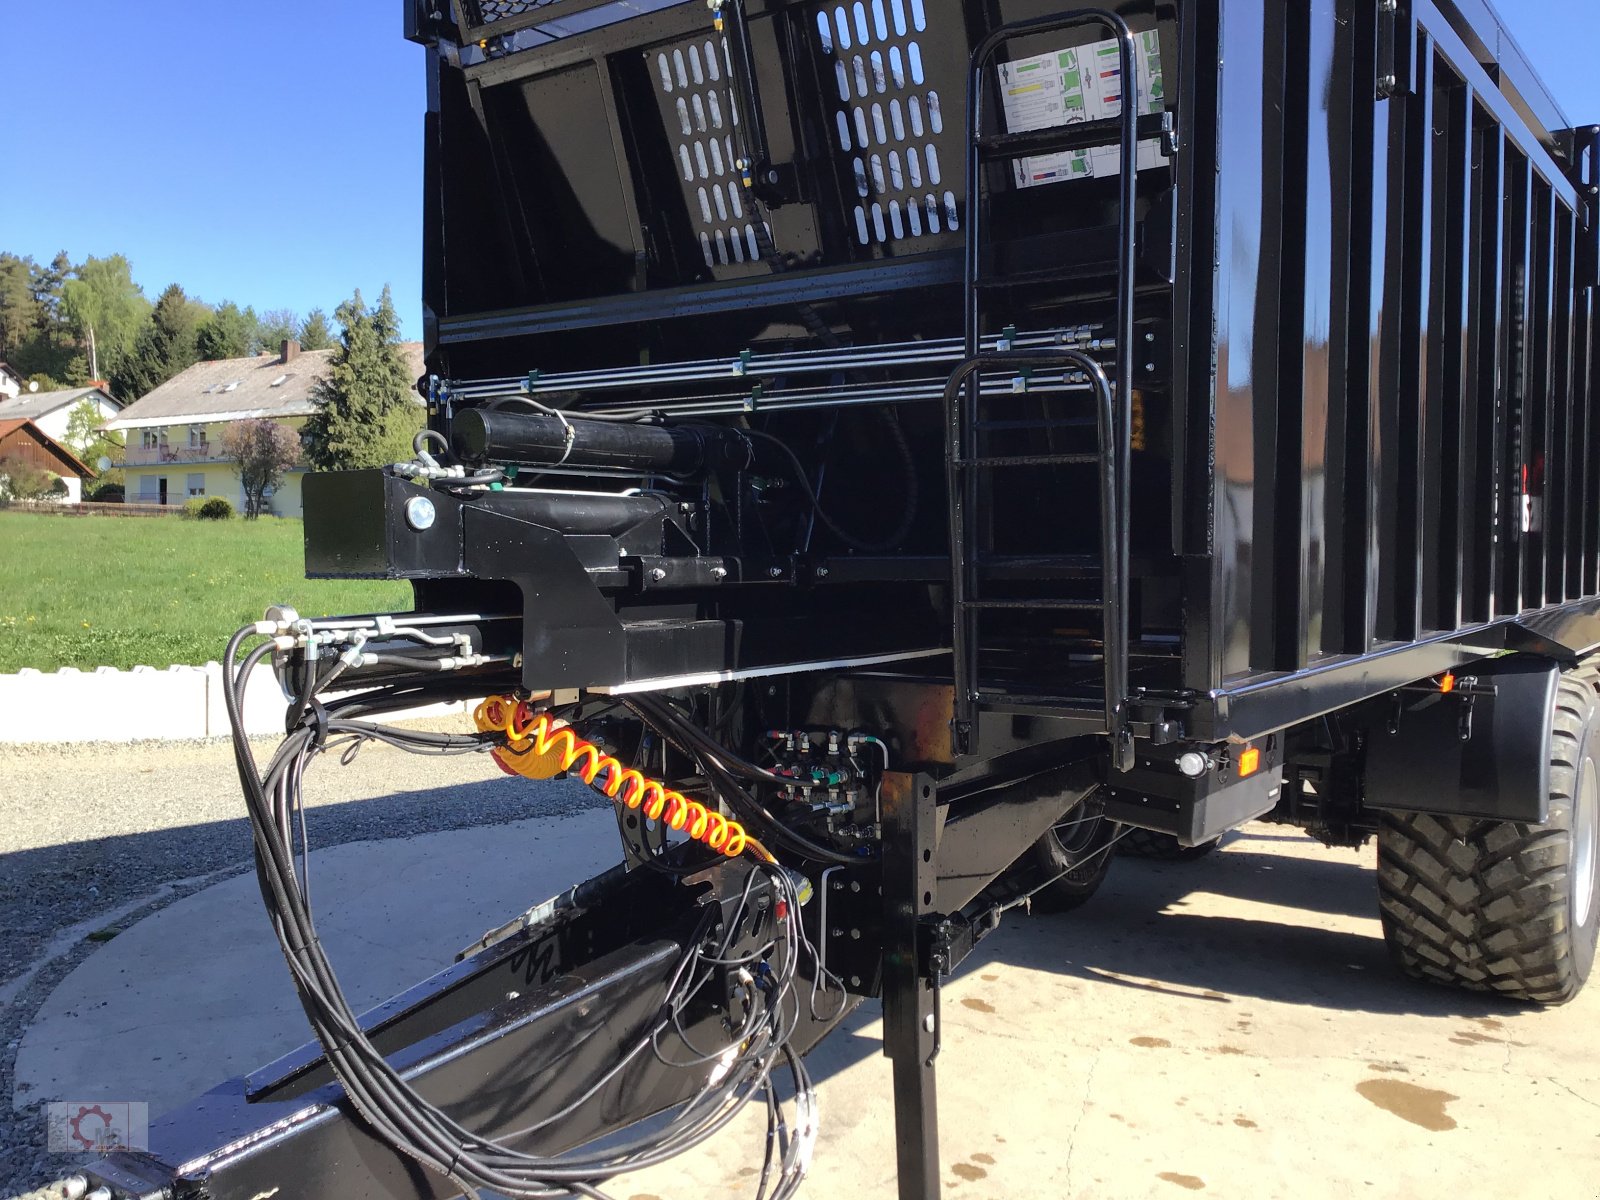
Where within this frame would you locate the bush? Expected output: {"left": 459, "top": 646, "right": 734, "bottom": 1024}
{"left": 181, "top": 496, "right": 207, "bottom": 519}
{"left": 198, "top": 497, "right": 234, "bottom": 520}
{"left": 88, "top": 482, "right": 125, "bottom": 503}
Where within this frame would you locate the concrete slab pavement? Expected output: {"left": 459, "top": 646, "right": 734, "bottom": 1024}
{"left": 13, "top": 809, "right": 621, "bottom": 1121}
{"left": 13, "top": 822, "right": 1600, "bottom": 1199}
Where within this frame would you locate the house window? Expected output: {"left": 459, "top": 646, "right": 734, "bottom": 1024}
{"left": 141, "top": 430, "right": 160, "bottom": 450}
{"left": 187, "top": 473, "right": 206, "bottom": 497}
{"left": 189, "top": 426, "right": 209, "bottom": 450}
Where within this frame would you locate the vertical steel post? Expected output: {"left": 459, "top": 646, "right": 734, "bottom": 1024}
{"left": 880, "top": 771, "right": 940, "bottom": 1200}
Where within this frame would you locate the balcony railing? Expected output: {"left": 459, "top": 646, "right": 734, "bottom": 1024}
{"left": 124, "top": 443, "right": 227, "bottom": 466}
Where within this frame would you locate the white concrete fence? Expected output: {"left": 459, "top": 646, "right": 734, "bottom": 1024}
{"left": 0, "top": 663, "right": 473, "bottom": 744}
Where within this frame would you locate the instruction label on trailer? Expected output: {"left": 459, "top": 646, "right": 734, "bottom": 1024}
{"left": 996, "top": 30, "right": 1167, "bottom": 189}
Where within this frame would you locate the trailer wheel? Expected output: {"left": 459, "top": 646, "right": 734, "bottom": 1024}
{"left": 1027, "top": 794, "right": 1119, "bottom": 911}
{"left": 1376, "top": 666, "right": 1600, "bottom": 1005}
{"left": 1116, "top": 828, "right": 1221, "bottom": 861}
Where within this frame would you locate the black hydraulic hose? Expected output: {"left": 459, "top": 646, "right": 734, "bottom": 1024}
{"left": 625, "top": 695, "right": 867, "bottom": 867}
{"left": 745, "top": 424, "right": 916, "bottom": 553}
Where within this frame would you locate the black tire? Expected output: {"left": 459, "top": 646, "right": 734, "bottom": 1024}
{"left": 1026, "top": 794, "right": 1119, "bottom": 912}
{"left": 1376, "top": 664, "right": 1600, "bottom": 1005}
{"left": 1117, "top": 827, "right": 1220, "bottom": 861}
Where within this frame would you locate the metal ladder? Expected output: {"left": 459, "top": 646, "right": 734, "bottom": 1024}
{"left": 944, "top": 9, "right": 1149, "bottom": 771}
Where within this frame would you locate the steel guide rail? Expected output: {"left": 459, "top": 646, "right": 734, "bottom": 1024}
{"left": 437, "top": 325, "right": 1114, "bottom": 401}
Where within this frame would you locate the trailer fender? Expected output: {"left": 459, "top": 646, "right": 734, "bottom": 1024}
{"left": 1361, "top": 654, "right": 1560, "bottom": 823}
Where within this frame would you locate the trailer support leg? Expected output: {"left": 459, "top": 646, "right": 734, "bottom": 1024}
{"left": 881, "top": 771, "right": 941, "bottom": 1200}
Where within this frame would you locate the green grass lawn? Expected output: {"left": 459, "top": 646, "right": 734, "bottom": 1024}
{"left": 0, "top": 512, "right": 412, "bottom": 673}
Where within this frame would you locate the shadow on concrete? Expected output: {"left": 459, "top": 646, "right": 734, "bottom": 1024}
{"left": 0, "top": 776, "right": 603, "bottom": 991}
{"left": 956, "top": 837, "right": 1525, "bottom": 1020}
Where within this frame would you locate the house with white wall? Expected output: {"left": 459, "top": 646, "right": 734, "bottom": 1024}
{"left": 101, "top": 341, "right": 424, "bottom": 517}
{"left": 0, "top": 384, "right": 122, "bottom": 445}
{"left": 0, "top": 362, "right": 27, "bottom": 402}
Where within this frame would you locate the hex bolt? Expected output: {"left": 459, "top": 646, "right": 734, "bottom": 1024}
{"left": 923, "top": 1014, "right": 937, "bottom": 1033}
{"left": 849, "top": 880, "right": 861, "bottom": 892}
{"left": 849, "top": 974, "right": 862, "bottom": 987}
{"left": 1378, "top": 73, "right": 1397, "bottom": 92}
{"left": 849, "top": 927, "right": 862, "bottom": 940}
{"left": 649, "top": 567, "right": 667, "bottom": 581}
{"left": 768, "top": 566, "right": 783, "bottom": 578}
{"left": 507, "top": 990, "right": 521, "bottom": 1000}
{"left": 710, "top": 566, "right": 728, "bottom": 580}
{"left": 816, "top": 566, "right": 829, "bottom": 578}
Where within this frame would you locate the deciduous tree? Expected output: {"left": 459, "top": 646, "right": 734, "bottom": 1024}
{"left": 60, "top": 254, "right": 151, "bottom": 381}
{"left": 221, "top": 418, "right": 300, "bottom": 518}
{"left": 255, "top": 308, "right": 300, "bottom": 354}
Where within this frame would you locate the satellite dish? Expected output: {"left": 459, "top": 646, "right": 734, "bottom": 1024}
{"left": 96, "top": 456, "right": 112, "bottom": 473}
{"left": 27, "top": 380, "right": 38, "bottom": 392}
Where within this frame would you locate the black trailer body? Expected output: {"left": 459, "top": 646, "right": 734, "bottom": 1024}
{"left": 399, "top": 0, "right": 1600, "bottom": 747}
{"left": 63, "top": 3, "right": 1600, "bottom": 1200}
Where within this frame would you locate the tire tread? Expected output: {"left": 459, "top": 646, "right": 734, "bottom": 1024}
{"left": 1376, "top": 665, "right": 1598, "bottom": 1005}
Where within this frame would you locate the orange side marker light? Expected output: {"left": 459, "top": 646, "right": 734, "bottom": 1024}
{"left": 1440, "top": 672, "right": 1456, "bottom": 694}
{"left": 1237, "top": 746, "right": 1261, "bottom": 778}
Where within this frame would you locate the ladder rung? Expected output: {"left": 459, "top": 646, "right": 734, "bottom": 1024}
{"left": 955, "top": 453, "right": 1098, "bottom": 468}
{"left": 959, "top": 599, "right": 1103, "bottom": 611}
{"left": 976, "top": 112, "right": 1171, "bottom": 162}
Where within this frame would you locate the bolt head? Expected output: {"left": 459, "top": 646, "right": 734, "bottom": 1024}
{"left": 404, "top": 495, "right": 437, "bottom": 531}
{"left": 768, "top": 566, "right": 783, "bottom": 578}
{"left": 710, "top": 566, "right": 728, "bottom": 579}
{"left": 923, "top": 1013, "right": 937, "bottom": 1032}
{"left": 649, "top": 566, "right": 667, "bottom": 581}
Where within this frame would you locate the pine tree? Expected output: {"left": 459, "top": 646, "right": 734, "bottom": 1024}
{"left": 297, "top": 308, "right": 334, "bottom": 351}
{"left": 196, "top": 301, "right": 258, "bottom": 360}
{"left": 302, "top": 286, "right": 422, "bottom": 470}
{"left": 116, "top": 284, "right": 210, "bottom": 399}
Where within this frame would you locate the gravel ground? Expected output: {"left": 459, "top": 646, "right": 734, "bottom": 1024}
{"left": 0, "top": 719, "right": 608, "bottom": 1195}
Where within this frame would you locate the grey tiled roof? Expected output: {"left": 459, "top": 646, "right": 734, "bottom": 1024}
{"left": 0, "top": 386, "right": 120, "bottom": 421}
{"left": 102, "top": 343, "right": 426, "bottom": 431}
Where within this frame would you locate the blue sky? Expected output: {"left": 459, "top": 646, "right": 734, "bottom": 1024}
{"left": 0, "top": 1, "right": 1596, "bottom": 341}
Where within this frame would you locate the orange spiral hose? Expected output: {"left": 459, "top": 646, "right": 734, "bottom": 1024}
{"left": 474, "top": 698, "right": 770, "bottom": 861}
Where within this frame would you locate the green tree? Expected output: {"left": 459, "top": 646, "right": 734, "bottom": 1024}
{"left": 0, "top": 456, "right": 63, "bottom": 503}
{"left": 196, "top": 300, "right": 258, "bottom": 361}
{"left": 31, "top": 251, "right": 72, "bottom": 336}
{"left": 255, "top": 308, "right": 300, "bottom": 354}
{"left": 0, "top": 253, "right": 41, "bottom": 358}
{"left": 302, "top": 286, "right": 422, "bottom": 470}
{"left": 221, "top": 417, "right": 300, "bottom": 518}
{"left": 297, "top": 308, "right": 334, "bottom": 351}
{"left": 4, "top": 252, "right": 79, "bottom": 382}
{"left": 115, "top": 283, "right": 211, "bottom": 399}
{"left": 60, "top": 254, "right": 151, "bottom": 382}
{"left": 63, "top": 397, "right": 126, "bottom": 488}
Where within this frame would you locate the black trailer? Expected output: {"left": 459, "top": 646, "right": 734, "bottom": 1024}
{"left": 64, "top": 1, "right": 1599, "bottom": 1199}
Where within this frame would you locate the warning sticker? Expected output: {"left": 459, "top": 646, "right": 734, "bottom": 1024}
{"left": 996, "top": 30, "right": 1167, "bottom": 189}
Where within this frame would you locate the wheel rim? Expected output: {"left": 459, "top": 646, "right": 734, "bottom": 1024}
{"left": 1575, "top": 763, "right": 1599, "bottom": 931}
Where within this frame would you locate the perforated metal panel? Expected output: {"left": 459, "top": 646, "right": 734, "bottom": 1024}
{"left": 648, "top": 37, "right": 773, "bottom": 274}
{"left": 813, "top": 0, "right": 964, "bottom": 249}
